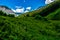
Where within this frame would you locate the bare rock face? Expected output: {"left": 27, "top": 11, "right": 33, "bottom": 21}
{"left": 0, "top": 6, "right": 15, "bottom": 15}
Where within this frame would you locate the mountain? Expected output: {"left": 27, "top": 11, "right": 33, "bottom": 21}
{"left": 0, "top": 5, "right": 15, "bottom": 15}
{"left": 0, "top": 0, "right": 60, "bottom": 40}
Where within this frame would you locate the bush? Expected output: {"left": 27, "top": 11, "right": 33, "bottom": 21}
{"left": 35, "top": 15, "right": 43, "bottom": 20}
{"left": 0, "top": 11, "right": 7, "bottom": 16}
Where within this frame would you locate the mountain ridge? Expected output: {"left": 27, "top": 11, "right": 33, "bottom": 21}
{"left": 0, "top": 5, "right": 15, "bottom": 15}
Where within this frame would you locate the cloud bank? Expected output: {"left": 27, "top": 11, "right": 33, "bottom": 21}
{"left": 12, "top": 6, "right": 31, "bottom": 13}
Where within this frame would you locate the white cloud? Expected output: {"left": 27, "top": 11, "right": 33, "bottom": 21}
{"left": 45, "top": 0, "right": 54, "bottom": 4}
{"left": 26, "top": 7, "right": 31, "bottom": 10}
{"left": 24, "top": 7, "right": 31, "bottom": 13}
{"left": 16, "top": 8, "right": 24, "bottom": 13}
{"left": 12, "top": 6, "right": 31, "bottom": 13}
{"left": 12, "top": 8, "right": 24, "bottom": 13}
{"left": 24, "top": 10, "right": 29, "bottom": 13}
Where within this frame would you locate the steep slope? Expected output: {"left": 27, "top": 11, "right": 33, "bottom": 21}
{"left": 46, "top": 8, "right": 60, "bottom": 20}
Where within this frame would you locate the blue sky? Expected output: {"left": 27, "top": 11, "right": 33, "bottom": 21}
{"left": 0, "top": 0, "right": 54, "bottom": 13}
{"left": 0, "top": 0, "right": 45, "bottom": 9}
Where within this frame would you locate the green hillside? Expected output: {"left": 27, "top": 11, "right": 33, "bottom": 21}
{"left": 46, "top": 8, "right": 60, "bottom": 20}
{"left": 0, "top": 14, "right": 60, "bottom": 40}
{"left": 0, "top": 0, "right": 60, "bottom": 40}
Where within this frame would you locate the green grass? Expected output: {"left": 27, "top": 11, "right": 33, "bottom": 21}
{"left": 0, "top": 15, "right": 60, "bottom": 40}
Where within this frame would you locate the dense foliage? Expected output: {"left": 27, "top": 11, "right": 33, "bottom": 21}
{"left": 0, "top": 15, "right": 60, "bottom": 40}
{"left": 0, "top": 11, "right": 15, "bottom": 17}
{"left": 0, "top": 0, "right": 60, "bottom": 40}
